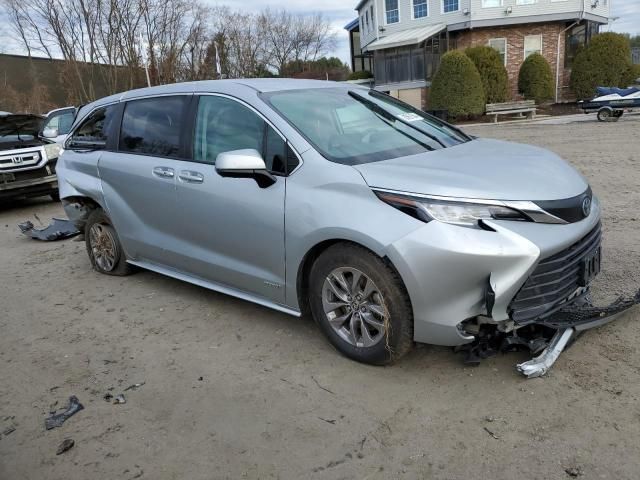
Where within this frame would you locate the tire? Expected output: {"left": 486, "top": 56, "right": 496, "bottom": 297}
{"left": 85, "top": 209, "right": 133, "bottom": 276}
{"left": 50, "top": 191, "right": 60, "bottom": 202}
{"left": 597, "top": 108, "right": 611, "bottom": 122}
{"left": 308, "top": 243, "right": 413, "bottom": 365}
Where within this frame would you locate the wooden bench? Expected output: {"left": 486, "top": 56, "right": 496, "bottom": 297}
{"left": 486, "top": 100, "right": 537, "bottom": 123}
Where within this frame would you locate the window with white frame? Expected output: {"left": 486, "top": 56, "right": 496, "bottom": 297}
{"left": 413, "top": 0, "right": 428, "bottom": 18}
{"left": 516, "top": 0, "right": 537, "bottom": 4}
{"left": 385, "top": 0, "right": 399, "bottom": 23}
{"left": 524, "top": 35, "right": 542, "bottom": 58}
{"left": 442, "top": 0, "right": 459, "bottom": 13}
{"left": 482, "top": 0, "right": 503, "bottom": 7}
{"left": 488, "top": 38, "right": 507, "bottom": 65}
{"left": 370, "top": 6, "right": 375, "bottom": 31}
{"left": 365, "top": 10, "right": 370, "bottom": 32}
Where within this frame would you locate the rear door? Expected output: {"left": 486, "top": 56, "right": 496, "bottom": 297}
{"left": 98, "top": 95, "right": 191, "bottom": 265}
{"left": 170, "top": 94, "right": 292, "bottom": 303}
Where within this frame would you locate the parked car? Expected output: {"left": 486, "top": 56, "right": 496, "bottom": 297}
{"left": 0, "top": 113, "right": 61, "bottom": 201}
{"left": 57, "top": 79, "right": 604, "bottom": 365}
{"left": 41, "top": 106, "right": 76, "bottom": 145}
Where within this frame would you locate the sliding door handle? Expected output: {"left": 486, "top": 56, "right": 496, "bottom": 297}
{"left": 153, "top": 166, "right": 175, "bottom": 179}
{"left": 178, "top": 171, "right": 204, "bottom": 184}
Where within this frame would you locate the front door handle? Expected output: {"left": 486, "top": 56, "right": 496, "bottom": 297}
{"left": 153, "top": 166, "right": 174, "bottom": 179}
{"left": 178, "top": 170, "right": 204, "bottom": 184}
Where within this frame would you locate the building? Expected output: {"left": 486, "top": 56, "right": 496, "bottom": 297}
{"left": 346, "top": 0, "right": 611, "bottom": 108}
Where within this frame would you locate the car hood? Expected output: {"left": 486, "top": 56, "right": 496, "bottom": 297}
{"left": 353, "top": 138, "right": 589, "bottom": 201}
{"left": 0, "top": 114, "right": 43, "bottom": 137}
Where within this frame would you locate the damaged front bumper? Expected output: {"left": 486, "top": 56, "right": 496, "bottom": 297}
{"left": 516, "top": 289, "right": 639, "bottom": 378}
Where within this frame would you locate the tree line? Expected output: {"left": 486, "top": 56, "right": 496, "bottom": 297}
{"left": 2, "top": 0, "right": 339, "bottom": 105}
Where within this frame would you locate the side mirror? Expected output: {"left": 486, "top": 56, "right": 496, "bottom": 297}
{"left": 215, "top": 149, "right": 276, "bottom": 188}
{"left": 42, "top": 127, "right": 59, "bottom": 139}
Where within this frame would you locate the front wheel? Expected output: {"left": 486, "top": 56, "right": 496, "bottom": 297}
{"left": 85, "top": 209, "right": 133, "bottom": 276}
{"left": 308, "top": 243, "right": 413, "bottom": 365}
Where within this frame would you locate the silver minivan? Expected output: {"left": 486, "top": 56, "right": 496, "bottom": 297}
{"left": 57, "top": 79, "right": 614, "bottom": 370}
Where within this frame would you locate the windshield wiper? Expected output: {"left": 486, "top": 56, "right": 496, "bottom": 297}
{"left": 349, "top": 91, "right": 447, "bottom": 149}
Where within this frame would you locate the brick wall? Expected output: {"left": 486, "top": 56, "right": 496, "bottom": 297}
{"left": 455, "top": 22, "right": 571, "bottom": 102}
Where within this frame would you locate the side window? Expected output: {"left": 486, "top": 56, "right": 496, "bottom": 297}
{"left": 45, "top": 111, "right": 74, "bottom": 135}
{"left": 67, "top": 105, "right": 117, "bottom": 150}
{"left": 264, "top": 126, "right": 286, "bottom": 174}
{"left": 194, "top": 96, "right": 264, "bottom": 165}
{"left": 120, "top": 96, "right": 188, "bottom": 157}
{"left": 194, "top": 95, "right": 297, "bottom": 175}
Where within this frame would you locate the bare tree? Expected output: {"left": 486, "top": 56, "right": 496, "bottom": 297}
{"left": 1, "top": 0, "right": 340, "bottom": 105}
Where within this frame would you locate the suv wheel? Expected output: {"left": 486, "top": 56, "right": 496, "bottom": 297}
{"left": 308, "top": 243, "right": 413, "bottom": 365}
{"left": 85, "top": 210, "right": 133, "bottom": 276}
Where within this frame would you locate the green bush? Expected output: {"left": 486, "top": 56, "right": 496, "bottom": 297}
{"left": 430, "top": 51, "right": 485, "bottom": 119}
{"left": 348, "top": 70, "right": 373, "bottom": 80}
{"left": 465, "top": 45, "right": 509, "bottom": 103}
{"left": 570, "top": 32, "right": 634, "bottom": 99}
{"left": 518, "top": 53, "right": 554, "bottom": 104}
{"left": 622, "top": 63, "right": 640, "bottom": 86}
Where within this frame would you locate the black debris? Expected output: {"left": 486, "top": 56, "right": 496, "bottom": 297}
{"left": 2, "top": 426, "right": 16, "bottom": 436}
{"left": 18, "top": 218, "right": 80, "bottom": 241}
{"left": 56, "top": 438, "right": 75, "bottom": 455}
{"left": 45, "top": 396, "right": 84, "bottom": 430}
{"left": 103, "top": 393, "right": 113, "bottom": 402}
{"left": 565, "top": 467, "right": 583, "bottom": 477}
{"left": 198, "top": 376, "right": 203, "bottom": 381}
{"left": 483, "top": 426, "right": 499, "bottom": 440}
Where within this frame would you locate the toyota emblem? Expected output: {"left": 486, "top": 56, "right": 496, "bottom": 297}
{"left": 11, "top": 156, "right": 24, "bottom": 164}
{"left": 582, "top": 197, "right": 592, "bottom": 217}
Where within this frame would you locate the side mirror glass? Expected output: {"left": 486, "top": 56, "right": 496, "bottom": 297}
{"left": 215, "top": 149, "right": 276, "bottom": 188}
{"left": 42, "top": 127, "right": 59, "bottom": 139}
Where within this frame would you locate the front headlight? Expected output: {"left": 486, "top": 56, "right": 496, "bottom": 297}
{"left": 375, "top": 191, "right": 529, "bottom": 227}
{"left": 44, "top": 143, "right": 61, "bottom": 160}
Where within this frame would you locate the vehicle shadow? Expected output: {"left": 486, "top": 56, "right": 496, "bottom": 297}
{"left": 0, "top": 195, "right": 57, "bottom": 214}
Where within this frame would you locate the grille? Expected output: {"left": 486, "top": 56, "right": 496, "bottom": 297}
{"left": 509, "top": 223, "right": 602, "bottom": 324}
{"left": 0, "top": 150, "right": 42, "bottom": 170}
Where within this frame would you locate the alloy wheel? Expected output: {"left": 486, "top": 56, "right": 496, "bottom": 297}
{"left": 322, "top": 267, "right": 388, "bottom": 348}
{"left": 89, "top": 223, "right": 118, "bottom": 272}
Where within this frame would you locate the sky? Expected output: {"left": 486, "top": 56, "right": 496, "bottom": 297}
{"left": 1, "top": 0, "right": 638, "bottom": 63}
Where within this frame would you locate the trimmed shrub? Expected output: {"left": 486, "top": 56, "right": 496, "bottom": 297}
{"left": 430, "top": 51, "right": 485, "bottom": 119}
{"left": 570, "top": 32, "right": 634, "bottom": 100}
{"left": 518, "top": 53, "right": 554, "bottom": 104}
{"left": 465, "top": 45, "right": 509, "bottom": 103}
{"left": 348, "top": 70, "right": 373, "bottom": 80}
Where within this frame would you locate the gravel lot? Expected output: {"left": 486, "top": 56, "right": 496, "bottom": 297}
{"left": 1, "top": 114, "right": 639, "bottom": 480}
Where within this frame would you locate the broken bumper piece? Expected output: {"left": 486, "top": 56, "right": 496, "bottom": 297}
{"left": 516, "top": 289, "right": 640, "bottom": 378}
{"left": 18, "top": 218, "right": 80, "bottom": 241}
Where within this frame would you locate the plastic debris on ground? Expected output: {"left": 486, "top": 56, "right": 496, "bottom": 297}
{"left": 45, "top": 396, "right": 84, "bottom": 430}
{"left": 18, "top": 218, "right": 80, "bottom": 241}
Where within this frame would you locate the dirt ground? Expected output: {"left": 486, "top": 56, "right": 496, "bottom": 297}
{"left": 1, "top": 114, "right": 639, "bottom": 480}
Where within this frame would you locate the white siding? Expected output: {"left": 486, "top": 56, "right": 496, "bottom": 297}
{"left": 358, "top": 0, "right": 610, "bottom": 48}
{"left": 470, "top": 0, "right": 609, "bottom": 21}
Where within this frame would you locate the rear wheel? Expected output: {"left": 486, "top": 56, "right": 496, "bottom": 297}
{"left": 85, "top": 209, "right": 133, "bottom": 276}
{"left": 308, "top": 243, "right": 413, "bottom": 365}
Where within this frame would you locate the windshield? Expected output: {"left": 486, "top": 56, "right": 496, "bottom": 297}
{"left": 264, "top": 88, "right": 471, "bottom": 165}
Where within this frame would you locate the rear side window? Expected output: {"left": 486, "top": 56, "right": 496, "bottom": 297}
{"left": 120, "top": 96, "right": 188, "bottom": 157}
{"left": 67, "top": 105, "right": 117, "bottom": 150}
